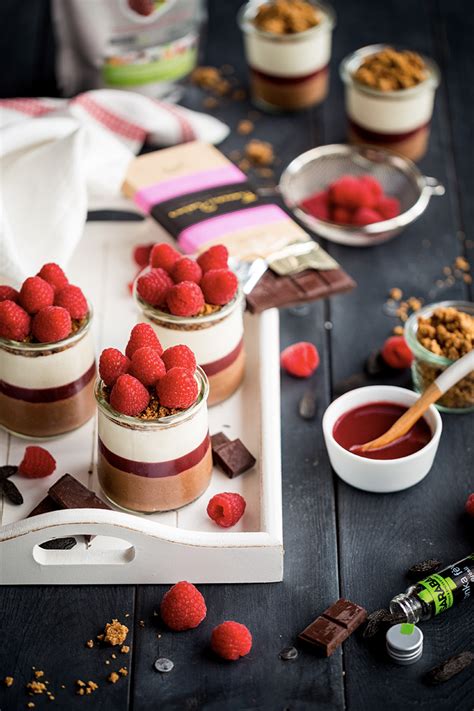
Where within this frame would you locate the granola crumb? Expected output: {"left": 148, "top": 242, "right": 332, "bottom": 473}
{"left": 4, "top": 676, "right": 14, "bottom": 687}
{"left": 257, "top": 167, "right": 274, "bottom": 178}
{"left": 229, "top": 150, "right": 241, "bottom": 162}
{"left": 245, "top": 139, "right": 274, "bottom": 166}
{"left": 393, "top": 325, "right": 404, "bottom": 335}
{"left": 27, "top": 704, "right": 35, "bottom": 709}
{"left": 104, "top": 619, "right": 129, "bottom": 646}
{"left": 86, "top": 639, "right": 94, "bottom": 649}
{"left": 119, "top": 667, "right": 128, "bottom": 677}
{"left": 389, "top": 287, "right": 403, "bottom": 301}
{"left": 464, "top": 273, "right": 472, "bottom": 284}
{"left": 455, "top": 256, "right": 470, "bottom": 271}
{"left": 203, "top": 96, "right": 219, "bottom": 110}
{"left": 111, "top": 654, "right": 117, "bottom": 659}
{"left": 26, "top": 681, "right": 47, "bottom": 695}
{"left": 105, "top": 661, "right": 110, "bottom": 665}
{"left": 237, "top": 119, "right": 254, "bottom": 135}
{"left": 232, "top": 89, "right": 246, "bottom": 101}
{"left": 121, "top": 645, "right": 130, "bottom": 654}
{"left": 108, "top": 672, "right": 120, "bottom": 684}
{"left": 238, "top": 158, "right": 251, "bottom": 172}
{"left": 96, "top": 634, "right": 104, "bottom": 641}
{"left": 33, "top": 671, "right": 44, "bottom": 679}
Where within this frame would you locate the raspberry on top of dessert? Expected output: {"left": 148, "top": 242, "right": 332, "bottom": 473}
{"left": 353, "top": 47, "right": 427, "bottom": 92}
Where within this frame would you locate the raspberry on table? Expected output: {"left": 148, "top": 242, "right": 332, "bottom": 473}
{"left": 207, "top": 492, "right": 246, "bottom": 528}
{"left": 31, "top": 306, "right": 72, "bottom": 343}
{"left": 171, "top": 257, "right": 202, "bottom": 285}
{"left": 19, "top": 276, "right": 54, "bottom": 314}
{"left": 136, "top": 268, "right": 173, "bottom": 308}
{"left": 156, "top": 367, "right": 198, "bottom": 409}
{"left": 280, "top": 342, "right": 320, "bottom": 378}
{"left": 37, "top": 263, "right": 69, "bottom": 292}
{"left": 301, "top": 191, "right": 330, "bottom": 221}
{"left": 351, "top": 207, "right": 381, "bottom": 225}
{"left": 465, "top": 493, "right": 474, "bottom": 517}
{"left": 133, "top": 243, "right": 154, "bottom": 268}
{"left": 381, "top": 336, "right": 413, "bottom": 369}
{"left": 211, "top": 621, "right": 252, "bottom": 661}
{"left": 149, "top": 243, "right": 181, "bottom": 273}
{"left": 54, "top": 284, "right": 88, "bottom": 320}
{"left": 200, "top": 269, "right": 238, "bottom": 306}
{"left": 99, "top": 348, "right": 130, "bottom": 386}
{"left": 19, "top": 446, "right": 56, "bottom": 478}
{"left": 110, "top": 374, "right": 150, "bottom": 416}
{"left": 0, "top": 300, "right": 31, "bottom": 341}
{"left": 125, "top": 323, "right": 163, "bottom": 359}
{"left": 0, "top": 285, "right": 19, "bottom": 303}
{"left": 160, "top": 581, "right": 207, "bottom": 631}
{"left": 130, "top": 346, "right": 166, "bottom": 386}
{"left": 197, "top": 244, "right": 229, "bottom": 273}
{"left": 161, "top": 345, "right": 196, "bottom": 373}
{"left": 166, "top": 282, "right": 205, "bottom": 317}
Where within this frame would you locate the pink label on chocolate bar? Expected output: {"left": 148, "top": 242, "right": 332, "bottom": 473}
{"left": 134, "top": 165, "right": 247, "bottom": 213}
{"left": 178, "top": 204, "right": 288, "bottom": 253}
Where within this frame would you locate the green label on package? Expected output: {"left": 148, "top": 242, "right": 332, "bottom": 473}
{"left": 417, "top": 574, "right": 456, "bottom": 615}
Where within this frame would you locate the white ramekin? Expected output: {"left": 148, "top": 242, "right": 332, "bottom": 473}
{"left": 322, "top": 385, "right": 442, "bottom": 493}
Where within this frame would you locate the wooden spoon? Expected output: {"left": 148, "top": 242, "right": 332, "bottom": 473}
{"left": 356, "top": 349, "right": 474, "bottom": 453}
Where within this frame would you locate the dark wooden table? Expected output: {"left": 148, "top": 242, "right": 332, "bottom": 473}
{"left": 1, "top": 1, "right": 473, "bottom": 709}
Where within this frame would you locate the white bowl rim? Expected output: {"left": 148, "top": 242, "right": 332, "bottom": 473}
{"left": 322, "top": 385, "right": 443, "bottom": 466}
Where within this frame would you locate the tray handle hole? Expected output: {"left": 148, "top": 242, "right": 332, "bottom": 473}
{"left": 33, "top": 535, "right": 135, "bottom": 566}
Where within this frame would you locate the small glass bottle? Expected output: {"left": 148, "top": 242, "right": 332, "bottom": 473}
{"left": 390, "top": 554, "right": 474, "bottom": 623}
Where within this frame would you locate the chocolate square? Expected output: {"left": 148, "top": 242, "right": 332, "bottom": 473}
{"left": 298, "top": 617, "right": 348, "bottom": 657}
{"left": 212, "top": 439, "right": 256, "bottom": 478}
{"left": 322, "top": 599, "right": 367, "bottom": 631}
{"left": 211, "top": 432, "right": 231, "bottom": 452}
{"left": 49, "top": 474, "right": 110, "bottom": 511}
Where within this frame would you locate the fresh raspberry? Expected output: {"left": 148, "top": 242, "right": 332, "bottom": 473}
{"left": 465, "top": 493, "right": 474, "bottom": 517}
{"left": 171, "top": 257, "right": 202, "bottom": 284}
{"left": 110, "top": 374, "right": 150, "bottom": 416}
{"left": 160, "top": 581, "right": 207, "bottom": 631}
{"left": 18, "top": 446, "right": 56, "bottom": 479}
{"left": 149, "top": 243, "right": 181, "bottom": 273}
{"left": 19, "top": 276, "right": 54, "bottom": 314}
{"left": 200, "top": 269, "right": 238, "bottom": 306}
{"left": 156, "top": 367, "right": 198, "bottom": 409}
{"left": 381, "top": 336, "right": 413, "bottom": 369}
{"left": 37, "top": 263, "right": 69, "bottom": 292}
{"left": 130, "top": 346, "right": 166, "bottom": 386}
{"left": 54, "top": 284, "right": 88, "bottom": 320}
{"left": 0, "top": 300, "right": 31, "bottom": 341}
{"left": 136, "top": 268, "right": 173, "bottom": 308}
{"left": 329, "top": 176, "right": 366, "bottom": 209}
{"left": 197, "top": 244, "right": 229, "bottom": 273}
{"left": 133, "top": 243, "right": 154, "bottom": 268}
{"left": 207, "top": 492, "right": 246, "bottom": 528}
{"left": 31, "top": 306, "right": 72, "bottom": 343}
{"left": 377, "top": 196, "right": 401, "bottom": 220}
{"left": 0, "top": 285, "right": 19, "bottom": 303}
{"left": 125, "top": 323, "right": 163, "bottom": 359}
{"left": 351, "top": 207, "right": 381, "bottom": 226}
{"left": 280, "top": 341, "right": 320, "bottom": 378}
{"left": 211, "top": 621, "right": 252, "bottom": 661}
{"left": 128, "top": 0, "right": 154, "bottom": 16}
{"left": 301, "top": 190, "right": 330, "bottom": 220}
{"left": 166, "top": 282, "right": 204, "bottom": 317}
{"left": 331, "top": 206, "right": 353, "bottom": 225}
{"left": 99, "top": 348, "right": 130, "bottom": 386}
{"left": 359, "top": 175, "right": 383, "bottom": 205}
{"left": 161, "top": 345, "right": 196, "bottom": 373}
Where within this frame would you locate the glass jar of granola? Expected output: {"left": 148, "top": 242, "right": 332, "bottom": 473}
{"left": 405, "top": 300, "right": 474, "bottom": 413}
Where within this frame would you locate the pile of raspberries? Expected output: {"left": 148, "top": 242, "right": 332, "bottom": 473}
{"left": 0, "top": 264, "right": 89, "bottom": 344}
{"left": 134, "top": 242, "right": 238, "bottom": 317}
{"left": 99, "top": 324, "right": 200, "bottom": 416}
{"left": 300, "top": 174, "right": 401, "bottom": 226}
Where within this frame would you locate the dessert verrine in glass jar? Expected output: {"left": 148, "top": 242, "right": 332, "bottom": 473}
{"left": 133, "top": 243, "right": 245, "bottom": 407}
{"left": 96, "top": 328, "right": 212, "bottom": 513}
{"left": 340, "top": 45, "right": 440, "bottom": 162}
{"left": 405, "top": 301, "right": 474, "bottom": 413}
{"left": 0, "top": 265, "right": 96, "bottom": 438}
{"left": 238, "top": 0, "right": 336, "bottom": 112}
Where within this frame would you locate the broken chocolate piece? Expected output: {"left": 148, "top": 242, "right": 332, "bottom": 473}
{"left": 211, "top": 432, "right": 231, "bottom": 452}
{"left": 28, "top": 495, "right": 60, "bottom": 518}
{"left": 213, "top": 439, "right": 256, "bottom": 478}
{"left": 298, "top": 598, "right": 366, "bottom": 656}
{"left": 2, "top": 478, "right": 23, "bottom": 505}
{"left": 49, "top": 474, "right": 110, "bottom": 511}
{"left": 0, "top": 465, "right": 18, "bottom": 480}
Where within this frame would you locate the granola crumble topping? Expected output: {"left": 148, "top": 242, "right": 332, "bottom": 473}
{"left": 417, "top": 307, "right": 474, "bottom": 360}
{"left": 104, "top": 619, "right": 129, "bottom": 646}
{"left": 253, "top": 0, "right": 321, "bottom": 34}
{"left": 354, "top": 47, "right": 427, "bottom": 91}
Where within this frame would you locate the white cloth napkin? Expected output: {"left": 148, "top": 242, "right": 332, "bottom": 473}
{"left": 0, "top": 90, "right": 229, "bottom": 283}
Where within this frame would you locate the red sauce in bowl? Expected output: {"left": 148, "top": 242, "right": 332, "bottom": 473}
{"left": 333, "top": 401, "right": 432, "bottom": 460}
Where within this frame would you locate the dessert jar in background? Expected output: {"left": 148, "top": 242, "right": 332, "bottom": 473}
{"left": 134, "top": 286, "right": 245, "bottom": 407}
{"left": 340, "top": 45, "right": 440, "bottom": 162}
{"left": 238, "top": 1, "right": 336, "bottom": 112}
{"left": 95, "top": 367, "right": 212, "bottom": 513}
{"left": 405, "top": 301, "right": 474, "bottom": 413}
{"left": 0, "top": 315, "right": 96, "bottom": 439}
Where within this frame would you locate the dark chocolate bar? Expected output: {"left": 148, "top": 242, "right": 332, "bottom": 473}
{"left": 211, "top": 436, "right": 256, "bottom": 478}
{"left": 211, "top": 432, "right": 231, "bottom": 452}
{"left": 49, "top": 474, "right": 111, "bottom": 511}
{"left": 298, "top": 599, "right": 366, "bottom": 656}
{"left": 28, "top": 495, "right": 60, "bottom": 518}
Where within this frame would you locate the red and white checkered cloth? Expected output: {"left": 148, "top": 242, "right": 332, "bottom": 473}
{"left": 0, "top": 90, "right": 229, "bottom": 281}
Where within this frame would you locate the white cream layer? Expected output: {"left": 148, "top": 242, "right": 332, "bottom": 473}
{"left": 0, "top": 331, "right": 95, "bottom": 389}
{"left": 141, "top": 304, "right": 244, "bottom": 365}
{"left": 98, "top": 400, "right": 209, "bottom": 462}
{"left": 346, "top": 84, "right": 435, "bottom": 133}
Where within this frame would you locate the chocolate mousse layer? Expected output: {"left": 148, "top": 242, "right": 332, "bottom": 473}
{"left": 0, "top": 362, "right": 96, "bottom": 438}
{"left": 250, "top": 66, "right": 329, "bottom": 110}
{"left": 207, "top": 346, "right": 245, "bottom": 406}
{"left": 348, "top": 121, "right": 430, "bottom": 162}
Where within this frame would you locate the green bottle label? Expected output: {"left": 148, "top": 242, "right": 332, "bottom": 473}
{"left": 417, "top": 574, "right": 457, "bottom": 615}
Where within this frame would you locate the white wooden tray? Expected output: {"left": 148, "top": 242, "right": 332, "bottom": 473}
{"left": 0, "top": 221, "right": 283, "bottom": 585}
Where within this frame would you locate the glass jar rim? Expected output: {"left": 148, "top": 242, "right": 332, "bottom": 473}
{"left": 95, "top": 365, "right": 209, "bottom": 430}
{"left": 237, "top": 1, "right": 336, "bottom": 42}
{"left": 0, "top": 304, "right": 93, "bottom": 353}
{"left": 339, "top": 44, "right": 440, "bottom": 98}
{"left": 404, "top": 300, "right": 474, "bottom": 366}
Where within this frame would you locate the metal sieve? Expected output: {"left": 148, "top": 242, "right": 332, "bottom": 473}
{"left": 279, "top": 144, "right": 445, "bottom": 247}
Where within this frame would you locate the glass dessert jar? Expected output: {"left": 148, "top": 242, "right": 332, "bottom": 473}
{"left": 340, "top": 44, "right": 440, "bottom": 162}
{"left": 0, "top": 313, "right": 96, "bottom": 439}
{"left": 134, "top": 286, "right": 245, "bottom": 407}
{"left": 95, "top": 367, "right": 212, "bottom": 513}
{"left": 405, "top": 301, "right": 474, "bottom": 413}
{"left": 238, "top": 1, "right": 336, "bottom": 112}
